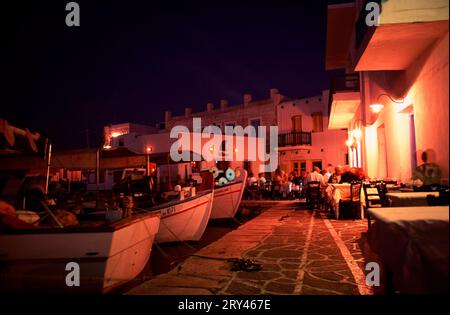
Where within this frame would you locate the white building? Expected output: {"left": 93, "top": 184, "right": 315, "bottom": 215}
{"left": 277, "top": 90, "right": 348, "bottom": 174}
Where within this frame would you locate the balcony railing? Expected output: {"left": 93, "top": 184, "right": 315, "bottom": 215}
{"left": 278, "top": 131, "right": 311, "bottom": 147}
{"left": 328, "top": 73, "right": 360, "bottom": 116}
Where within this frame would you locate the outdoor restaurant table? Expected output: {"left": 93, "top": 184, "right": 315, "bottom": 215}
{"left": 386, "top": 191, "right": 439, "bottom": 207}
{"left": 326, "top": 184, "right": 365, "bottom": 219}
{"left": 368, "top": 206, "right": 449, "bottom": 294}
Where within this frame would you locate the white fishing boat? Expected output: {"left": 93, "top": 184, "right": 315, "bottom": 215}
{"left": 149, "top": 189, "right": 213, "bottom": 243}
{"left": 0, "top": 212, "right": 161, "bottom": 294}
{"left": 210, "top": 169, "right": 247, "bottom": 219}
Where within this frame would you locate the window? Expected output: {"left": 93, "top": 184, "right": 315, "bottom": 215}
{"left": 291, "top": 115, "right": 302, "bottom": 132}
{"left": 312, "top": 112, "right": 323, "bottom": 132}
{"left": 249, "top": 118, "right": 261, "bottom": 136}
{"left": 300, "top": 161, "right": 306, "bottom": 172}
{"left": 224, "top": 121, "right": 236, "bottom": 128}
{"left": 223, "top": 122, "right": 236, "bottom": 133}
{"left": 243, "top": 160, "right": 252, "bottom": 172}
{"left": 293, "top": 162, "right": 299, "bottom": 174}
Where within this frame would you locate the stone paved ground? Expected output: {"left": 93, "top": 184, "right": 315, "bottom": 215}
{"left": 126, "top": 202, "right": 375, "bottom": 295}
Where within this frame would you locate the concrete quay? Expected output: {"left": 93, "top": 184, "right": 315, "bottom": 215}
{"left": 126, "top": 202, "right": 373, "bottom": 295}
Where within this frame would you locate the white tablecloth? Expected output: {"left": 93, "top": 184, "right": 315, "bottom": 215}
{"left": 368, "top": 206, "right": 449, "bottom": 293}
{"left": 386, "top": 191, "right": 439, "bottom": 207}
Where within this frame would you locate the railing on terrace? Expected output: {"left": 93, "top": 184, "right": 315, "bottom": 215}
{"left": 278, "top": 131, "right": 312, "bottom": 147}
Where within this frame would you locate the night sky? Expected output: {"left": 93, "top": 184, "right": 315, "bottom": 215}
{"left": 5, "top": 0, "right": 345, "bottom": 150}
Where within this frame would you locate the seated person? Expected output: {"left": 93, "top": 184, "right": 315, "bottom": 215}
{"left": 413, "top": 151, "right": 441, "bottom": 188}
{"left": 328, "top": 165, "right": 343, "bottom": 184}
{"left": 340, "top": 166, "right": 359, "bottom": 183}
{"left": 306, "top": 167, "right": 324, "bottom": 184}
{"left": 258, "top": 173, "right": 267, "bottom": 187}
{"left": 247, "top": 172, "right": 258, "bottom": 187}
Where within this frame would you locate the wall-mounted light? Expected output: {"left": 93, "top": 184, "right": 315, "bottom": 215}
{"left": 146, "top": 146, "right": 153, "bottom": 153}
{"left": 345, "top": 138, "right": 354, "bottom": 147}
{"left": 111, "top": 132, "right": 123, "bottom": 138}
{"left": 369, "top": 103, "right": 384, "bottom": 113}
{"left": 370, "top": 93, "right": 404, "bottom": 113}
{"left": 103, "top": 144, "right": 112, "bottom": 149}
{"left": 352, "top": 129, "right": 362, "bottom": 141}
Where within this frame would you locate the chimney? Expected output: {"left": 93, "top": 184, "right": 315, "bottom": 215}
{"left": 220, "top": 99, "right": 229, "bottom": 111}
{"left": 165, "top": 111, "right": 172, "bottom": 122}
{"left": 270, "top": 88, "right": 279, "bottom": 99}
{"left": 185, "top": 107, "right": 192, "bottom": 117}
{"left": 273, "top": 94, "right": 283, "bottom": 105}
{"left": 243, "top": 94, "right": 252, "bottom": 107}
{"left": 206, "top": 102, "right": 214, "bottom": 112}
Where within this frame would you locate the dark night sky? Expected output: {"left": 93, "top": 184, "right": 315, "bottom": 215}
{"left": 4, "top": 0, "right": 345, "bottom": 150}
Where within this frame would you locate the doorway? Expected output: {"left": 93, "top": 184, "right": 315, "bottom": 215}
{"left": 311, "top": 160, "right": 322, "bottom": 171}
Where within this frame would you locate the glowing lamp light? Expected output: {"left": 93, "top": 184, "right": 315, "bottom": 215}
{"left": 369, "top": 103, "right": 384, "bottom": 113}
{"left": 103, "top": 144, "right": 112, "bottom": 149}
{"left": 111, "top": 132, "right": 123, "bottom": 138}
{"left": 345, "top": 138, "right": 354, "bottom": 147}
{"left": 352, "top": 129, "right": 362, "bottom": 141}
{"left": 146, "top": 146, "right": 153, "bottom": 153}
{"left": 234, "top": 148, "right": 238, "bottom": 152}
{"left": 209, "top": 145, "right": 214, "bottom": 153}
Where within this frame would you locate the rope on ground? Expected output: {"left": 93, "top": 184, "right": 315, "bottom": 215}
{"left": 190, "top": 255, "right": 263, "bottom": 271}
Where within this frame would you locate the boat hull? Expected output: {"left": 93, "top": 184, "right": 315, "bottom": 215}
{"left": 0, "top": 213, "right": 160, "bottom": 294}
{"left": 153, "top": 190, "right": 213, "bottom": 243}
{"left": 211, "top": 172, "right": 247, "bottom": 219}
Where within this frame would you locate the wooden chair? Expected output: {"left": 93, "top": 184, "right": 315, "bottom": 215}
{"left": 363, "top": 182, "right": 383, "bottom": 228}
{"left": 338, "top": 181, "right": 362, "bottom": 220}
{"left": 375, "top": 181, "right": 389, "bottom": 207}
{"left": 306, "top": 181, "right": 321, "bottom": 210}
{"left": 427, "top": 187, "right": 450, "bottom": 206}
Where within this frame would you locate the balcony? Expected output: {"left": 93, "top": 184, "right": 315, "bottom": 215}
{"left": 278, "top": 131, "right": 311, "bottom": 147}
{"left": 327, "top": 73, "right": 360, "bottom": 130}
{"left": 354, "top": 0, "right": 448, "bottom": 71}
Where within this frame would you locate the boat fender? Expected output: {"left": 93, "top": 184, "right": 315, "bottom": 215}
{"left": 225, "top": 168, "right": 235, "bottom": 181}
{"left": 218, "top": 177, "right": 228, "bottom": 186}
{"left": 210, "top": 167, "right": 220, "bottom": 179}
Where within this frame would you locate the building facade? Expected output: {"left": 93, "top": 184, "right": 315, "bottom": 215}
{"left": 326, "top": 0, "right": 449, "bottom": 183}
{"left": 104, "top": 87, "right": 349, "bottom": 176}
{"left": 277, "top": 90, "right": 348, "bottom": 174}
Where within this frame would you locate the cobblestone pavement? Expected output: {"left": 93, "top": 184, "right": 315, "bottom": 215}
{"left": 126, "top": 203, "right": 374, "bottom": 295}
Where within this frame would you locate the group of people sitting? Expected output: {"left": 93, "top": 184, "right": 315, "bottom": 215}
{"left": 245, "top": 164, "right": 366, "bottom": 200}
{"left": 307, "top": 164, "right": 366, "bottom": 186}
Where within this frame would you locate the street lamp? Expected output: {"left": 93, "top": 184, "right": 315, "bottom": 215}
{"left": 369, "top": 93, "right": 404, "bottom": 113}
